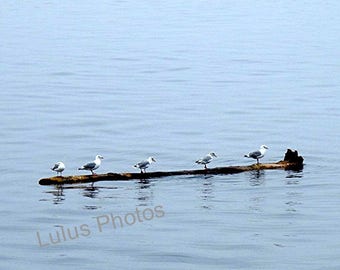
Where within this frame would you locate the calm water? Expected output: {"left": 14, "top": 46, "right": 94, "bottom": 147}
{"left": 1, "top": 1, "right": 340, "bottom": 269}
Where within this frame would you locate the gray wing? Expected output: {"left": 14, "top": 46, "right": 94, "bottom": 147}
{"left": 82, "top": 162, "right": 96, "bottom": 169}
{"left": 201, "top": 155, "right": 212, "bottom": 163}
{"left": 136, "top": 160, "right": 149, "bottom": 169}
{"left": 248, "top": 150, "right": 262, "bottom": 159}
{"left": 51, "top": 163, "right": 58, "bottom": 170}
{"left": 196, "top": 155, "right": 212, "bottom": 164}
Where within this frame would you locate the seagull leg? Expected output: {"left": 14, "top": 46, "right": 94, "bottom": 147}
{"left": 256, "top": 159, "right": 259, "bottom": 164}
{"left": 204, "top": 164, "right": 207, "bottom": 169}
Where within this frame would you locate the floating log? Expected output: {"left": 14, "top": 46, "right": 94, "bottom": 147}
{"left": 39, "top": 149, "right": 303, "bottom": 186}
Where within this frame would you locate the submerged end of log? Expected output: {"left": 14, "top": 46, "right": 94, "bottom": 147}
{"left": 39, "top": 149, "right": 304, "bottom": 186}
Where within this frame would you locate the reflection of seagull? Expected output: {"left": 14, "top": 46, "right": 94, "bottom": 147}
{"left": 134, "top": 157, "right": 156, "bottom": 173}
{"left": 78, "top": 155, "right": 104, "bottom": 175}
{"left": 244, "top": 145, "right": 269, "bottom": 164}
{"left": 195, "top": 152, "right": 217, "bottom": 169}
{"left": 51, "top": 162, "right": 65, "bottom": 176}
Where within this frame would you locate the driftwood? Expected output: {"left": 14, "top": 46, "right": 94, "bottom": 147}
{"left": 38, "top": 149, "right": 303, "bottom": 186}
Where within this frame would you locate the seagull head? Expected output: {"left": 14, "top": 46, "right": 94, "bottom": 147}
{"left": 148, "top": 157, "right": 156, "bottom": 163}
{"left": 209, "top": 152, "right": 217, "bottom": 158}
{"left": 96, "top": 155, "right": 104, "bottom": 160}
{"left": 260, "top": 145, "right": 269, "bottom": 150}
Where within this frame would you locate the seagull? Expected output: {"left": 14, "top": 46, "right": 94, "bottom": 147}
{"left": 134, "top": 157, "right": 156, "bottom": 173}
{"left": 244, "top": 145, "right": 269, "bottom": 164}
{"left": 195, "top": 152, "right": 217, "bottom": 169}
{"left": 51, "top": 162, "right": 65, "bottom": 176}
{"left": 78, "top": 155, "right": 104, "bottom": 175}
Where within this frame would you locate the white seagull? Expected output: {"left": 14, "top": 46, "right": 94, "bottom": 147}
{"left": 134, "top": 157, "right": 156, "bottom": 173}
{"left": 244, "top": 145, "right": 269, "bottom": 164}
{"left": 51, "top": 162, "right": 65, "bottom": 176}
{"left": 195, "top": 152, "right": 217, "bottom": 169}
{"left": 78, "top": 155, "right": 104, "bottom": 175}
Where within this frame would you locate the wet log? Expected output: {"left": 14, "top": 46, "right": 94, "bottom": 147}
{"left": 39, "top": 149, "right": 303, "bottom": 186}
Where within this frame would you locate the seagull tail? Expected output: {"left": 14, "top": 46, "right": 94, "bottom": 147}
{"left": 244, "top": 154, "right": 249, "bottom": 158}
{"left": 78, "top": 167, "right": 84, "bottom": 170}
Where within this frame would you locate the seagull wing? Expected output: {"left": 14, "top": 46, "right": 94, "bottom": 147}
{"left": 82, "top": 162, "right": 96, "bottom": 170}
{"left": 248, "top": 150, "right": 262, "bottom": 159}
{"left": 196, "top": 155, "right": 212, "bottom": 164}
{"left": 51, "top": 164, "right": 57, "bottom": 170}
{"left": 135, "top": 160, "right": 149, "bottom": 169}
{"left": 202, "top": 155, "right": 212, "bottom": 163}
